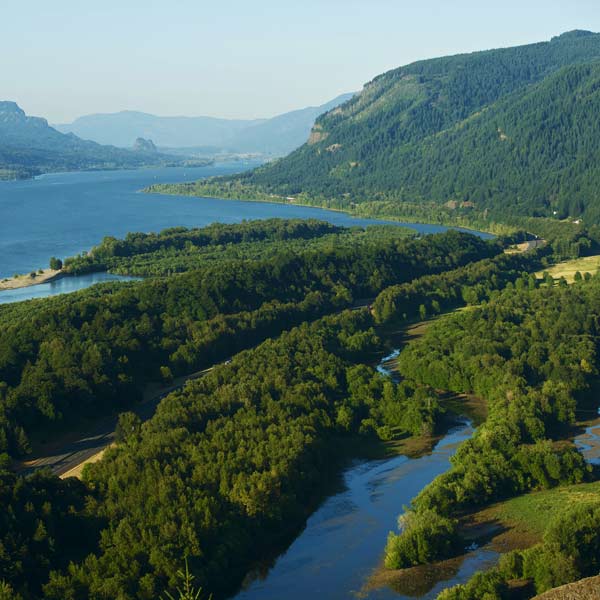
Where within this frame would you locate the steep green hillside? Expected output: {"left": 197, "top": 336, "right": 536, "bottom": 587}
{"left": 154, "top": 31, "right": 600, "bottom": 223}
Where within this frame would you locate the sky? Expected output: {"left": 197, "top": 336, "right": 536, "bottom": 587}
{"left": 3, "top": 0, "right": 600, "bottom": 123}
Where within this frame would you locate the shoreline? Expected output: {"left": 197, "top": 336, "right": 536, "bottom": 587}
{"left": 0, "top": 269, "right": 68, "bottom": 291}
{"left": 144, "top": 186, "right": 499, "bottom": 238}
{"left": 0, "top": 160, "right": 217, "bottom": 183}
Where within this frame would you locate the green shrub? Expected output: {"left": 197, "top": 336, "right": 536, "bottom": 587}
{"left": 384, "top": 509, "right": 461, "bottom": 568}
{"left": 437, "top": 569, "right": 506, "bottom": 599}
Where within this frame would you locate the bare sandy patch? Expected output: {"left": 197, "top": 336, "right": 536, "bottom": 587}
{"left": 0, "top": 268, "right": 65, "bottom": 290}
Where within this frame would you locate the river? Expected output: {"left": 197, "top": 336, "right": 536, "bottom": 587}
{"left": 233, "top": 420, "right": 495, "bottom": 600}
{"left": 0, "top": 163, "right": 492, "bottom": 303}
{"left": 231, "top": 353, "right": 488, "bottom": 600}
{"left": 231, "top": 367, "right": 600, "bottom": 599}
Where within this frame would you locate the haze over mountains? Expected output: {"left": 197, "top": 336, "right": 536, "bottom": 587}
{"left": 0, "top": 93, "right": 352, "bottom": 180}
{"left": 207, "top": 31, "right": 600, "bottom": 223}
{"left": 0, "top": 101, "right": 191, "bottom": 180}
{"left": 55, "top": 93, "right": 354, "bottom": 155}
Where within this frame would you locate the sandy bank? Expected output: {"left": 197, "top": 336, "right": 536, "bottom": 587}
{"left": 0, "top": 269, "right": 67, "bottom": 291}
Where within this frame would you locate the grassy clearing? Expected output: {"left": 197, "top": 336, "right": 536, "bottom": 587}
{"left": 491, "top": 480, "right": 600, "bottom": 535}
{"left": 461, "top": 480, "right": 600, "bottom": 556}
{"left": 535, "top": 255, "right": 600, "bottom": 283}
{"left": 361, "top": 478, "right": 600, "bottom": 599}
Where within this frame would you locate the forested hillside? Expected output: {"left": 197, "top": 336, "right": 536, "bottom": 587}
{"left": 153, "top": 31, "right": 600, "bottom": 224}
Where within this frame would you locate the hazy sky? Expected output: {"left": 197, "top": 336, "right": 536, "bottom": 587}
{"left": 3, "top": 0, "right": 600, "bottom": 123}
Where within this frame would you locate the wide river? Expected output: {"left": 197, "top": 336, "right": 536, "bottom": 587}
{"left": 0, "top": 163, "right": 491, "bottom": 303}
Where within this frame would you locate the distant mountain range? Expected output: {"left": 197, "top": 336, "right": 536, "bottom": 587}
{"left": 54, "top": 94, "right": 354, "bottom": 155}
{"left": 184, "top": 30, "right": 600, "bottom": 224}
{"left": 0, "top": 102, "right": 198, "bottom": 180}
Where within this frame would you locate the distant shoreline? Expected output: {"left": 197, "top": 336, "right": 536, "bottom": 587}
{"left": 0, "top": 269, "right": 67, "bottom": 291}
{"left": 0, "top": 159, "right": 216, "bottom": 183}
{"left": 145, "top": 185, "right": 496, "bottom": 239}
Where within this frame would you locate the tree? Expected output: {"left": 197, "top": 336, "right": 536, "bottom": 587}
{"left": 49, "top": 257, "right": 63, "bottom": 270}
{"left": 0, "top": 581, "right": 23, "bottom": 600}
{"left": 115, "top": 412, "right": 142, "bottom": 443}
{"left": 163, "top": 560, "right": 211, "bottom": 600}
{"left": 160, "top": 365, "right": 174, "bottom": 383}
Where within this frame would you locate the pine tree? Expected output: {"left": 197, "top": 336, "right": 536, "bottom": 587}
{"left": 163, "top": 560, "right": 211, "bottom": 600}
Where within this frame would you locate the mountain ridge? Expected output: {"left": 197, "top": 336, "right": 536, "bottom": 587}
{"left": 165, "top": 31, "right": 600, "bottom": 224}
{"left": 54, "top": 93, "right": 354, "bottom": 154}
{"left": 0, "top": 102, "right": 200, "bottom": 179}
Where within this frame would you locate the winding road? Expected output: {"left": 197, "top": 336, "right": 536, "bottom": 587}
{"left": 15, "top": 365, "right": 214, "bottom": 478}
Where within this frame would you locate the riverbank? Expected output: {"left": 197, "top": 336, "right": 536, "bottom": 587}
{"left": 234, "top": 420, "right": 476, "bottom": 600}
{"left": 0, "top": 272, "right": 140, "bottom": 305}
{"left": 0, "top": 268, "right": 66, "bottom": 290}
{"left": 144, "top": 181, "right": 500, "bottom": 239}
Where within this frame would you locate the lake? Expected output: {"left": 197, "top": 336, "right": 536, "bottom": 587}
{"left": 0, "top": 163, "right": 491, "bottom": 288}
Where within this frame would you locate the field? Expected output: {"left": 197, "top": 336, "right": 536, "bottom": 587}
{"left": 535, "top": 255, "right": 600, "bottom": 283}
{"left": 461, "top": 480, "right": 600, "bottom": 555}
{"left": 492, "top": 480, "right": 600, "bottom": 535}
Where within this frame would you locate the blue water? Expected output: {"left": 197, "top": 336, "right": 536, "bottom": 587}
{"left": 0, "top": 163, "right": 491, "bottom": 287}
{"left": 232, "top": 387, "right": 600, "bottom": 599}
{"left": 0, "top": 272, "right": 139, "bottom": 305}
{"left": 576, "top": 418, "right": 600, "bottom": 466}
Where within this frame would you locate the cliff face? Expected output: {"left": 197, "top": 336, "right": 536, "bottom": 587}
{"left": 0, "top": 102, "right": 61, "bottom": 146}
{"left": 133, "top": 137, "right": 157, "bottom": 153}
{"left": 533, "top": 575, "right": 600, "bottom": 599}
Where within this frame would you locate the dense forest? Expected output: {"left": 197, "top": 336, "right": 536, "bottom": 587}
{"left": 382, "top": 277, "right": 600, "bottom": 598}
{"left": 0, "top": 224, "right": 496, "bottom": 457}
{"left": 0, "top": 264, "right": 497, "bottom": 599}
{"left": 0, "top": 217, "right": 546, "bottom": 599}
{"left": 37, "top": 309, "right": 444, "bottom": 599}
{"left": 2, "top": 214, "right": 600, "bottom": 599}
{"left": 62, "top": 219, "right": 414, "bottom": 276}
